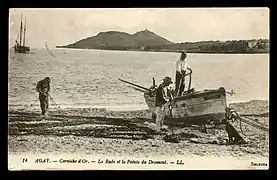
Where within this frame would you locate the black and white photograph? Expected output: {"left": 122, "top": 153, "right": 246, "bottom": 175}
{"left": 8, "top": 8, "right": 269, "bottom": 170}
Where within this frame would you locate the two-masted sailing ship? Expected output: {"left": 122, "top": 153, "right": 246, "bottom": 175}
{"left": 13, "top": 14, "right": 30, "bottom": 54}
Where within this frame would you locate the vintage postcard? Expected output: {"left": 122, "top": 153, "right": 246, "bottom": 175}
{"left": 8, "top": 8, "right": 269, "bottom": 170}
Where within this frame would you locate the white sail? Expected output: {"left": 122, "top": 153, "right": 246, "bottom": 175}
{"left": 45, "top": 42, "right": 55, "bottom": 57}
{"left": 23, "top": 16, "right": 26, "bottom": 46}
{"left": 19, "top": 13, "right": 23, "bottom": 46}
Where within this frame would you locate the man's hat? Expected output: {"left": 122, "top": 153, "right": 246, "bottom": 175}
{"left": 163, "top": 77, "right": 173, "bottom": 84}
{"left": 44, "top": 77, "right": 50, "bottom": 81}
{"left": 180, "top": 51, "right": 187, "bottom": 59}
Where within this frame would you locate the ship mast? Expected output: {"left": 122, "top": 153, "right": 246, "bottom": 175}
{"left": 19, "top": 13, "right": 23, "bottom": 46}
{"left": 23, "top": 16, "right": 26, "bottom": 46}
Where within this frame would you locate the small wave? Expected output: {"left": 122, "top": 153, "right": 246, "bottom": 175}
{"left": 10, "top": 119, "right": 61, "bottom": 125}
{"left": 51, "top": 124, "right": 121, "bottom": 130}
{"left": 8, "top": 103, "right": 149, "bottom": 112}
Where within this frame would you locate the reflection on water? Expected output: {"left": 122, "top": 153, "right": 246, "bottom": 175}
{"left": 8, "top": 48, "right": 269, "bottom": 110}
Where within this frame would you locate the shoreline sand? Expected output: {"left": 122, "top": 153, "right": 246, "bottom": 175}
{"left": 8, "top": 100, "right": 269, "bottom": 158}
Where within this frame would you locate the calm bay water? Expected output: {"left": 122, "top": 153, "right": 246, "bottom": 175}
{"left": 8, "top": 48, "right": 269, "bottom": 111}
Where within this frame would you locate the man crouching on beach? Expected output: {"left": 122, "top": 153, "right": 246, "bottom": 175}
{"left": 155, "top": 77, "right": 173, "bottom": 131}
{"left": 36, "top": 77, "right": 51, "bottom": 118}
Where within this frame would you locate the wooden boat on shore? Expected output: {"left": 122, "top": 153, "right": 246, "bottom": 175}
{"left": 119, "top": 68, "right": 269, "bottom": 142}
{"left": 119, "top": 71, "right": 227, "bottom": 125}
{"left": 143, "top": 86, "right": 227, "bottom": 125}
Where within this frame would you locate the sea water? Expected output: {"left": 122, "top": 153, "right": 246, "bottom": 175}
{"left": 8, "top": 48, "right": 269, "bottom": 111}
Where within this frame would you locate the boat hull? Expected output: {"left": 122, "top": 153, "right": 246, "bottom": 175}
{"left": 14, "top": 45, "right": 30, "bottom": 54}
{"left": 144, "top": 87, "right": 227, "bottom": 125}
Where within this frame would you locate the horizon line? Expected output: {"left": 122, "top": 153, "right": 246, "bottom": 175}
{"left": 9, "top": 37, "right": 270, "bottom": 49}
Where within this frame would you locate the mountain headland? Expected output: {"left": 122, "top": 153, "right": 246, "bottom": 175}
{"left": 56, "top": 30, "right": 269, "bottom": 54}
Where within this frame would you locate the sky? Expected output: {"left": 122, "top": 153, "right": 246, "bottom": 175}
{"left": 9, "top": 8, "right": 270, "bottom": 48}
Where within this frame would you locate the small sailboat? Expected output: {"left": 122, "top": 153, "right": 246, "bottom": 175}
{"left": 13, "top": 13, "right": 30, "bottom": 54}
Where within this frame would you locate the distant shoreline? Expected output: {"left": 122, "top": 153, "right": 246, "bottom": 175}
{"left": 55, "top": 30, "right": 269, "bottom": 55}
{"left": 9, "top": 47, "right": 270, "bottom": 55}
{"left": 55, "top": 47, "right": 269, "bottom": 55}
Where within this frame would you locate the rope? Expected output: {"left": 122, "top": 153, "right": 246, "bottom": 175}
{"left": 262, "top": 115, "right": 268, "bottom": 147}
{"left": 243, "top": 115, "right": 269, "bottom": 128}
{"left": 226, "top": 108, "right": 269, "bottom": 136}
{"left": 16, "top": 92, "right": 61, "bottom": 116}
{"left": 48, "top": 94, "right": 61, "bottom": 109}
{"left": 18, "top": 99, "right": 39, "bottom": 112}
{"left": 239, "top": 117, "right": 258, "bottom": 136}
{"left": 239, "top": 116, "right": 268, "bottom": 132}
{"left": 240, "top": 112, "right": 269, "bottom": 117}
{"left": 44, "top": 42, "right": 64, "bottom": 113}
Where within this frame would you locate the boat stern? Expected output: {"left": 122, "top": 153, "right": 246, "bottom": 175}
{"left": 171, "top": 87, "right": 227, "bottom": 124}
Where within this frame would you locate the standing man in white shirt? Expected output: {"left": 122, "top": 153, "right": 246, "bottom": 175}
{"left": 175, "top": 51, "right": 191, "bottom": 96}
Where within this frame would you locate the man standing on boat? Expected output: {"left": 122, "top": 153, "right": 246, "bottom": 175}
{"left": 36, "top": 77, "right": 51, "bottom": 118}
{"left": 155, "top": 77, "right": 173, "bottom": 130}
{"left": 175, "top": 51, "right": 191, "bottom": 96}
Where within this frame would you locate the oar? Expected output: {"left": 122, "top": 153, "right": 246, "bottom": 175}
{"left": 118, "top": 78, "right": 152, "bottom": 92}
{"left": 132, "top": 87, "right": 148, "bottom": 93}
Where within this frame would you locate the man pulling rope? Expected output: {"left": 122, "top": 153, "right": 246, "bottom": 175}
{"left": 36, "top": 77, "right": 51, "bottom": 118}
